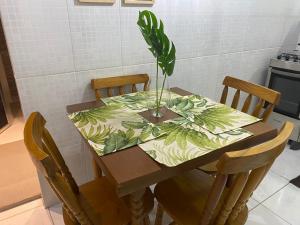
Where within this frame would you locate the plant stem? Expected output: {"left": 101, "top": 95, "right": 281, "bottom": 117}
{"left": 158, "top": 73, "right": 167, "bottom": 110}
{"left": 156, "top": 58, "right": 159, "bottom": 116}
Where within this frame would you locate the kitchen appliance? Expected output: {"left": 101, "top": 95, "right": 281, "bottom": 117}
{"left": 266, "top": 51, "right": 300, "bottom": 150}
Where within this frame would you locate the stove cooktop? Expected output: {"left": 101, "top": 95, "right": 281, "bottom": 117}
{"left": 277, "top": 52, "right": 300, "bottom": 63}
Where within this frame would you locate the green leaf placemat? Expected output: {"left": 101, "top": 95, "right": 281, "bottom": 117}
{"left": 102, "top": 89, "right": 182, "bottom": 112}
{"left": 138, "top": 117, "right": 253, "bottom": 167}
{"left": 169, "top": 95, "right": 261, "bottom": 134}
{"left": 68, "top": 104, "right": 165, "bottom": 156}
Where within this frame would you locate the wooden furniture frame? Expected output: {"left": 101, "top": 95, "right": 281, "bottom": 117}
{"left": 200, "top": 76, "right": 281, "bottom": 173}
{"left": 24, "top": 112, "right": 134, "bottom": 225}
{"left": 67, "top": 87, "right": 278, "bottom": 225}
{"left": 24, "top": 112, "right": 154, "bottom": 225}
{"left": 154, "top": 122, "right": 293, "bottom": 225}
{"left": 220, "top": 76, "right": 281, "bottom": 122}
{"left": 124, "top": 0, "right": 155, "bottom": 5}
{"left": 91, "top": 74, "right": 150, "bottom": 178}
{"left": 91, "top": 74, "right": 149, "bottom": 101}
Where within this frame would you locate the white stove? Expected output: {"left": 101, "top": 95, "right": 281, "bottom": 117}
{"left": 266, "top": 51, "right": 300, "bottom": 149}
{"left": 271, "top": 52, "right": 300, "bottom": 72}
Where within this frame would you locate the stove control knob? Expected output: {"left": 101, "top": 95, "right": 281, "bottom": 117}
{"left": 277, "top": 55, "right": 282, "bottom": 59}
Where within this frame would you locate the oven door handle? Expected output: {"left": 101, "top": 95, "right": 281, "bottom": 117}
{"left": 271, "top": 68, "right": 300, "bottom": 79}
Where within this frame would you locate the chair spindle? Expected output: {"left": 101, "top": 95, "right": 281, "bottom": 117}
{"left": 231, "top": 90, "right": 241, "bottom": 109}
{"left": 220, "top": 86, "right": 229, "bottom": 104}
{"left": 241, "top": 94, "right": 252, "bottom": 113}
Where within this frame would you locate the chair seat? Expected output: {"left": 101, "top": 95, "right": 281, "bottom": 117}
{"left": 154, "top": 170, "right": 238, "bottom": 225}
{"left": 63, "top": 177, "right": 154, "bottom": 225}
{"left": 76, "top": 177, "right": 131, "bottom": 225}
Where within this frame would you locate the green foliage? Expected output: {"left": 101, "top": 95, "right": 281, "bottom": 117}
{"left": 70, "top": 105, "right": 122, "bottom": 128}
{"left": 194, "top": 106, "right": 240, "bottom": 131}
{"left": 122, "top": 120, "right": 148, "bottom": 129}
{"left": 137, "top": 10, "right": 176, "bottom": 76}
{"left": 148, "top": 143, "right": 206, "bottom": 167}
{"left": 159, "top": 121, "right": 222, "bottom": 150}
{"left": 122, "top": 120, "right": 164, "bottom": 142}
{"left": 172, "top": 98, "right": 195, "bottom": 111}
{"left": 103, "top": 129, "right": 138, "bottom": 154}
{"left": 81, "top": 125, "right": 113, "bottom": 145}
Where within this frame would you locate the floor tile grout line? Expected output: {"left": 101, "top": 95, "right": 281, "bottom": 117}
{"left": 255, "top": 183, "right": 292, "bottom": 224}
{"left": 47, "top": 208, "right": 55, "bottom": 225}
{"left": 270, "top": 168, "right": 293, "bottom": 181}
{"left": 250, "top": 203, "right": 260, "bottom": 211}
{"left": 249, "top": 181, "right": 290, "bottom": 214}
{"left": 255, "top": 182, "right": 290, "bottom": 205}
{"left": 258, "top": 204, "right": 293, "bottom": 225}
{"left": 0, "top": 199, "right": 43, "bottom": 222}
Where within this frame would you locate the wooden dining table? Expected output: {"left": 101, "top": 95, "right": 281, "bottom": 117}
{"left": 66, "top": 87, "right": 278, "bottom": 225}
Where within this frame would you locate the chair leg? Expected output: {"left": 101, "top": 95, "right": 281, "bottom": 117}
{"left": 155, "top": 204, "right": 164, "bottom": 225}
{"left": 143, "top": 215, "right": 151, "bottom": 225}
{"left": 92, "top": 159, "right": 102, "bottom": 178}
{"left": 62, "top": 205, "right": 80, "bottom": 225}
{"left": 226, "top": 174, "right": 235, "bottom": 187}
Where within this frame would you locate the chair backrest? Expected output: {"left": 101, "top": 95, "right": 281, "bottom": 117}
{"left": 220, "top": 76, "right": 281, "bottom": 122}
{"left": 200, "top": 121, "right": 293, "bottom": 225}
{"left": 91, "top": 74, "right": 149, "bottom": 100}
{"left": 24, "top": 112, "right": 92, "bottom": 224}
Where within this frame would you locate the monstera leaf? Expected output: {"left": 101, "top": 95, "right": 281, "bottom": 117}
{"left": 137, "top": 10, "right": 176, "bottom": 76}
{"left": 70, "top": 105, "right": 122, "bottom": 128}
{"left": 194, "top": 106, "right": 240, "bottom": 131}
{"left": 158, "top": 121, "right": 223, "bottom": 150}
{"left": 122, "top": 120, "right": 164, "bottom": 142}
{"left": 81, "top": 125, "right": 113, "bottom": 145}
{"left": 103, "top": 129, "right": 138, "bottom": 154}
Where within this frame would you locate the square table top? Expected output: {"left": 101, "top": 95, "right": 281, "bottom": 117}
{"left": 67, "top": 87, "right": 278, "bottom": 197}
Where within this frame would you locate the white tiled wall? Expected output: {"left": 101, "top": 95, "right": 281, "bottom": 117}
{"left": 0, "top": 0, "right": 74, "bottom": 78}
{"left": 1, "top": 0, "right": 300, "bottom": 207}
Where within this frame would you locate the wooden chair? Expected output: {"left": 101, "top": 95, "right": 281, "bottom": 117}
{"left": 200, "top": 76, "right": 281, "bottom": 172}
{"left": 24, "top": 112, "right": 153, "bottom": 225}
{"left": 91, "top": 74, "right": 149, "bottom": 101}
{"left": 154, "top": 121, "right": 293, "bottom": 225}
{"left": 90, "top": 74, "right": 150, "bottom": 177}
{"left": 219, "top": 76, "right": 280, "bottom": 122}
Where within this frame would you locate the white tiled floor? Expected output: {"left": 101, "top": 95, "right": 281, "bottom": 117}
{"left": 0, "top": 146, "right": 299, "bottom": 225}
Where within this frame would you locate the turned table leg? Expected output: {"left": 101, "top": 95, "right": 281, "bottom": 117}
{"left": 129, "top": 189, "right": 146, "bottom": 225}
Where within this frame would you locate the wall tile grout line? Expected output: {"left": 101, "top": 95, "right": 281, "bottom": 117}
{"left": 13, "top": 46, "right": 282, "bottom": 81}
{"left": 64, "top": 0, "right": 77, "bottom": 74}
{"left": 117, "top": 1, "right": 125, "bottom": 75}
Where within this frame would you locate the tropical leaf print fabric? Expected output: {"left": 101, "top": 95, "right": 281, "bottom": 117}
{"left": 69, "top": 91, "right": 259, "bottom": 167}
{"left": 68, "top": 104, "right": 165, "bottom": 156}
{"left": 102, "top": 89, "right": 182, "bottom": 112}
{"left": 138, "top": 117, "right": 252, "bottom": 167}
{"left": 169, "top": 95, "right": 261, "bottom": 134}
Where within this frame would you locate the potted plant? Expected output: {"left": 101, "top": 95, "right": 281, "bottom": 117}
{"left": 137, "top": 10, "right": 176, "bottom": 117}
